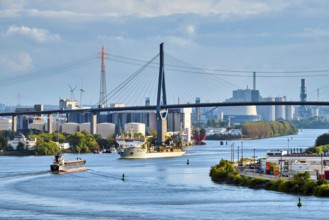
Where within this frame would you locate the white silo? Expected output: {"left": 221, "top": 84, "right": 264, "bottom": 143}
{"left": 286, "top": 105, "right": 295, "bottom": 120}
{"left": 0, "top": 118, "right": 12, "bottom": 130}
{"left": 275, "top": 97, "right": 286, "bottom": 120}
{"left": 79, "top": 123, "right": 90, "bottom": 132}
{"left": 97, "top": 123, "right": 115, "bottom": 139}
{"left": 62, "top": 122, "right": 79, "bottom": 134}
{"left": 124, "top": 122, "right": 145, "bottom": 136}
{"left": 258, "top": 97, "right": 275, "bottom": 121}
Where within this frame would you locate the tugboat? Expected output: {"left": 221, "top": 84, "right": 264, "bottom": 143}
{"left": 50, "top": 154, "right": 87, "bottom": 174}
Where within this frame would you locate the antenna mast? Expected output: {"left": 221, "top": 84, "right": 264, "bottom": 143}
{"left": 99, "top": 46, "right": 108, "bottom": 108}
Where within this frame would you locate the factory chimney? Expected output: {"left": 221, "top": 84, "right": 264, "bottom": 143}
{"left": 300, "top": 79, "right": 307, "bottom": 102}
{"left": 253, "top": 72, "right": 256, "bottom": 90}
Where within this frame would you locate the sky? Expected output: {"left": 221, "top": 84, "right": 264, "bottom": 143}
{"left": 0, "top": 0, "right": 329, "bottom": 107}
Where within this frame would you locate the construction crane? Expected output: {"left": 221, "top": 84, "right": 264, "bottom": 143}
{"left": 68, "top": 84, "right": 77, "bottom": 101}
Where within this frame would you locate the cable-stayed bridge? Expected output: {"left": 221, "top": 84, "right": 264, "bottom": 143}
{"left": 1, "top": 43, "right": 329, "bottom": 143}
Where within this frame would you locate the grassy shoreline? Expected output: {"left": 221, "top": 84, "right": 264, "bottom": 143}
{"left": 210, "top": 159, "right": 329, "bottom": 197}
{"left": 0, "top": 151, "right": 36, "bottom": 156}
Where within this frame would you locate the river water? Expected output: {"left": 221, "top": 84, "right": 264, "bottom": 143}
{"left": 1, "top": 129, "right": 328, "bottom": 220}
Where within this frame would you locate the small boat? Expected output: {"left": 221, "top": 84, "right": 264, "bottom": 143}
{"left": 93, "top": 149, "right": 103, "bottom": 154}
{"left": 117, "top": 137, "right": 185, "bottom": 159}
{"left": 50, "top": 154, "right": 87, "bottom": 174}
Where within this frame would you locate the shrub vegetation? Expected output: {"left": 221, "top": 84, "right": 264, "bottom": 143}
{"left": 210, "top": 159, "right": 329, "bottom": 197}
{"left": 241, "top": 121, "right": 297, "bottom": 139}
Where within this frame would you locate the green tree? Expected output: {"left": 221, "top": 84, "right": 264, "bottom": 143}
{"left": 315, "top": 133, "right": 329, "bottom": 146}
{"left": 35, "top": 141, "right": 61, "bottom": 155}
{"left": 17, "top": 142, "right": 25, "bottom": 151}
{"left": 0, "top": 135, "right": 8, "bottom": 150}
{"left": 97, "top": 138, "right": 117, "bottom": 149}
{"left": 51, "top": 132, "right": 66, "bottom": 143}
{"left": 68, "top": 132, "right": 86, "bottom": 152}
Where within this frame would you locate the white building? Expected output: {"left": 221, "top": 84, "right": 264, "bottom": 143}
{"left": 181, "top": 108, "right": 192, "bottom": 142}
{"left": 0, "top": 118, "right": 12, "bottom": 130}
{"left": 54, "top": 142, "right": 70, "bottom": 150}
{"left": 7, "top": 133, "right": 37, "bottom": 150}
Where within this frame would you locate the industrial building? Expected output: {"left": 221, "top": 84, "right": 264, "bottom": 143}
{"left": 106, "top": 107, "right": 192, "bottom": 142}
{"left": 216, "top": 106, "right": 260, "bottom": 125}
{"left": 261, "top": 150, "right": 329, "bottom": 180}
{"left": 60, "top": 99, "right": 91, "bottom": 123}
{"left": 15, "top": 104, "right": 44, "bottom": 130}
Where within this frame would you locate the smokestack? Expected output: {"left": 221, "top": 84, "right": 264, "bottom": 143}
{"left": 145, "top": 97, "right": 150, "bottom": 106}
{"left": 253, "top": 72, "right": 256, "bottom": 90}
{"left": 300, "top": 79, "right": 307, "bottom": 102}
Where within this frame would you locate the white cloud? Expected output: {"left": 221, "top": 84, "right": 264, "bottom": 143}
{"left": 97, "top": 34, "right": 125, "bottom": 41}
{"left": 26, "top": 9, "right": 94, "bottom": 19}
{"left": 0, "top": 9, "right": 20, "bottom": 17}
{"left": 0, "top": 0, "right": 27, "bottom": 17}
{"left": 0, "top": 0, "right": 292, "bottom": 18}
{"left": 5, "top": 25, "right": 60, "bottom": 42}
{"left": 0, "top": 52, "right": 34, "bottom": 73}
{"left": 168, "top": 36, "right": 193, "bottom": 47}
{"left": 302, "top": 28, "right": 329, "bottom": 38}
{"left": 185, "top": 25, "right": 196, "bottom": 35}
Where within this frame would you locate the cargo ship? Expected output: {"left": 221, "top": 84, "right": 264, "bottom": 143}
{"left": 117, "top": 137, "right": 185, "bottom": 159}
{"left": 193, "top": 128, "right": 206, "bottom": 145}
{"left": 50, "top": 154, "right": 87, "bottom": 174}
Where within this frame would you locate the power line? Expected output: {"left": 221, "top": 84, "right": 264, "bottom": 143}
{"left": 107, "top": 52, "right": 329, "bottom": 77}
{"left": 0, "top": 55, "right": 97, "bottom": 87}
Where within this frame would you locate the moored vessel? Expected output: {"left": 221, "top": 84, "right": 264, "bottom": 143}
{"left": 193, "top": 128, "right": 206, "bottom": 145}
{"left": 50, "top": 154, "right": 87, "bottom": 174}
{"left": 117, "top": 137, "right": 185, "bottom": 159}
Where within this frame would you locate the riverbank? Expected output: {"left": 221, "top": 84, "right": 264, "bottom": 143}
{"left": 207, "top": 133, "right": 292, "bottom": 141}
{"left": 0, "top": 149, "right": 73, "bottom": 156}
{"left": 0, "top": 150, "right": 36, "bottom": 156}
{"left": 210, "top": 159, "right": 329, "bottom": 197}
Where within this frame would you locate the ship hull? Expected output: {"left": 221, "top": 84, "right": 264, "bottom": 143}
{"left": 118, "top": 147, "right": 185, "bottom": 159}
{"left": 50, "top": 160, "right": 86, "bottom": 174}
{"left": 193, "top": 134, "right": 206, "bottom": 145}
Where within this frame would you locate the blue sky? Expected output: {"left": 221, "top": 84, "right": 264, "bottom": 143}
{"left": 0, "top": 0, "right": 329, "bottom": 106}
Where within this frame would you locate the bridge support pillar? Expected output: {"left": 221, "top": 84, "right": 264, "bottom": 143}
{"left": 160, "top": 118, "right": 167, "bottom": 143}
{"left": 156, "top": 43, "right": 167, "bottom": 144}
{"left": 48, "top": 113, "right": 53, "bottom": 134}
{"left": 90, "top": 112, "right": 97, "bottom": 135}
{"left": 11, "top": 115, "right": 17, "bottom": 132}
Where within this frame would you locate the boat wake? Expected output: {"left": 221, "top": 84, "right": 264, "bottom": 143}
{"left": 0, "top": 171, "right": 51, "bottom": 193}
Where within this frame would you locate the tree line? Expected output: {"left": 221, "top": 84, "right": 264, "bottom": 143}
{"left": 1, "top": 130, "right": 118, "bottom": 155}
{"left": 241, "top": 121, "right": 297, "bottom": 139}
{"left": 304, "top": 132, "right": 329, "bottom": 155}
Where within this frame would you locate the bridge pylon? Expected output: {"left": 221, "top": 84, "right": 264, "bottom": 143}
{"left": 156, "top": 43, "right": 167, "bottom": 144}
